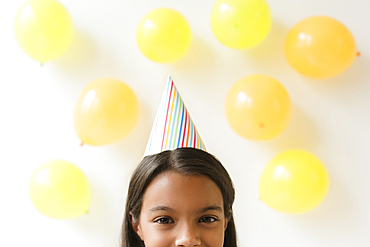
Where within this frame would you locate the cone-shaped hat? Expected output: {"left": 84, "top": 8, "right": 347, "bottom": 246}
{"left": 144, "top": 76, "right": 206, "bottom": 156}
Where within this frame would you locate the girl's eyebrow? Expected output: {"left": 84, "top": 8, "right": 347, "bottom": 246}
{"left": 148, "top": 205, "right": 223, "bottom": 214}
{"left": 149, "top": 206, "right": 176, "bottom": 213}
{"left": 198, "top": 205, "right": 223, "bottom": 213}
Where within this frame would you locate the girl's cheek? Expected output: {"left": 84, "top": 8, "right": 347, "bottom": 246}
{"left": 200, "top": 225, "right": 226, "bottom": 246}
{"left": 201, "top": 233, "right": 224, "bottom": 247}
{"left": 153, "top": 230, "right": 177, "bottom": 246}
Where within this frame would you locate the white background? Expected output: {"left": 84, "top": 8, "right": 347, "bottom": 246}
{"left": 1, "top": 0, "right": 370, "bottom": 246}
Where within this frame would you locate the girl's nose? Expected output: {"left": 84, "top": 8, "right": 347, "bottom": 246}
{"left": 175, "top": 223, "right": 201, "bottom": 246}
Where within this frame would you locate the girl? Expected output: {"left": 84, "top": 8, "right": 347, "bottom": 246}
{"left": 120, "top": 147, "right": 237, "bottom": 247}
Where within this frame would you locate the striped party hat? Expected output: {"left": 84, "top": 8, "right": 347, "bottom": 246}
{"left": 144, "top": 76, "right": 206, "bottom": 156}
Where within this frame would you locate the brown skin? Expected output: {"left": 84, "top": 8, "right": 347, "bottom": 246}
{"left": 132, "top": 171, "right": 228, "bottom": 247}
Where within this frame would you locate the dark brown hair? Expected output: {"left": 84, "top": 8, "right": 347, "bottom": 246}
{"left": 120, "top": 147, "right": 237, "bottom": 247}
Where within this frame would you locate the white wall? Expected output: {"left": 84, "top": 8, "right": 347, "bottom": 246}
{"left": 1, "top": 0, "right": 369, "bottom": 246}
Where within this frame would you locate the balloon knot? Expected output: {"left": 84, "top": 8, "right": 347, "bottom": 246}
{"left": 80, "top": 142, "right": 84, "bottom": 147}
{"left": 357, "top": 51, "right": 361, "bottom": 57}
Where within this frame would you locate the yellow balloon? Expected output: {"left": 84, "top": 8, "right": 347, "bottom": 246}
{"left": 29, "top": 160, "right": 91, "bottom": 219}
{"left": 285, "top": 16, "right": 357, "bottom": 78}
{"left": 259, "top": 150, "right": 330, "bottom": 214}
{"left": 137, "top": 8, "right": 192, "bottom": 63}
{"left": 14, "top": 0, "right": 73, "bottom": 63}
{"left": 74, "top": 78, "right": 140, "bottom": 146}
{"left": 225, "top": 75, "right": 291, "bottom": 140}
{"left": 211, "top": 0, "right": 271, "bottom": 49}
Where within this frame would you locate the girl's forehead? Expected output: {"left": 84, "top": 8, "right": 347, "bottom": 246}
{"left": 146, "top": 171, "right": 215, "bottom": 191}
{"left": 141, "top": 171, "right": 224, "bottom": 212}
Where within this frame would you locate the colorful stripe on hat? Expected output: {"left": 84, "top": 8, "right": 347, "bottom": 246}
{"left": 144, "top": 76, "right": 206, "bottom": 156}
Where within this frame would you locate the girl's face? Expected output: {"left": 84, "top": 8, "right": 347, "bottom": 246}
{"left": 132, "top": 171, "right": 228, "bottom": 247}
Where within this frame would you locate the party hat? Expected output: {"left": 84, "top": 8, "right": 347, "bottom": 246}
{"left": 144, "top": 76, "right": 206, "bottom": 156}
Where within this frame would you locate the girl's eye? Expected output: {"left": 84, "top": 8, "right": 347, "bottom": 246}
{"left": 199, "top": 216, "right": 219, "bottom": 223}
{"left": 154, "top": 217, "right": 174, "bottom": 225}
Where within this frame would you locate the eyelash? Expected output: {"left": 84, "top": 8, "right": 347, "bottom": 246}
{"left": 199, "top": 216, "right": 219, "bottom": 223}
{"left": 153, "top": 216, "right": 219, "bottom": 225}
{"left": 154, "top": 217, "right": 174, "bottom": 225}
